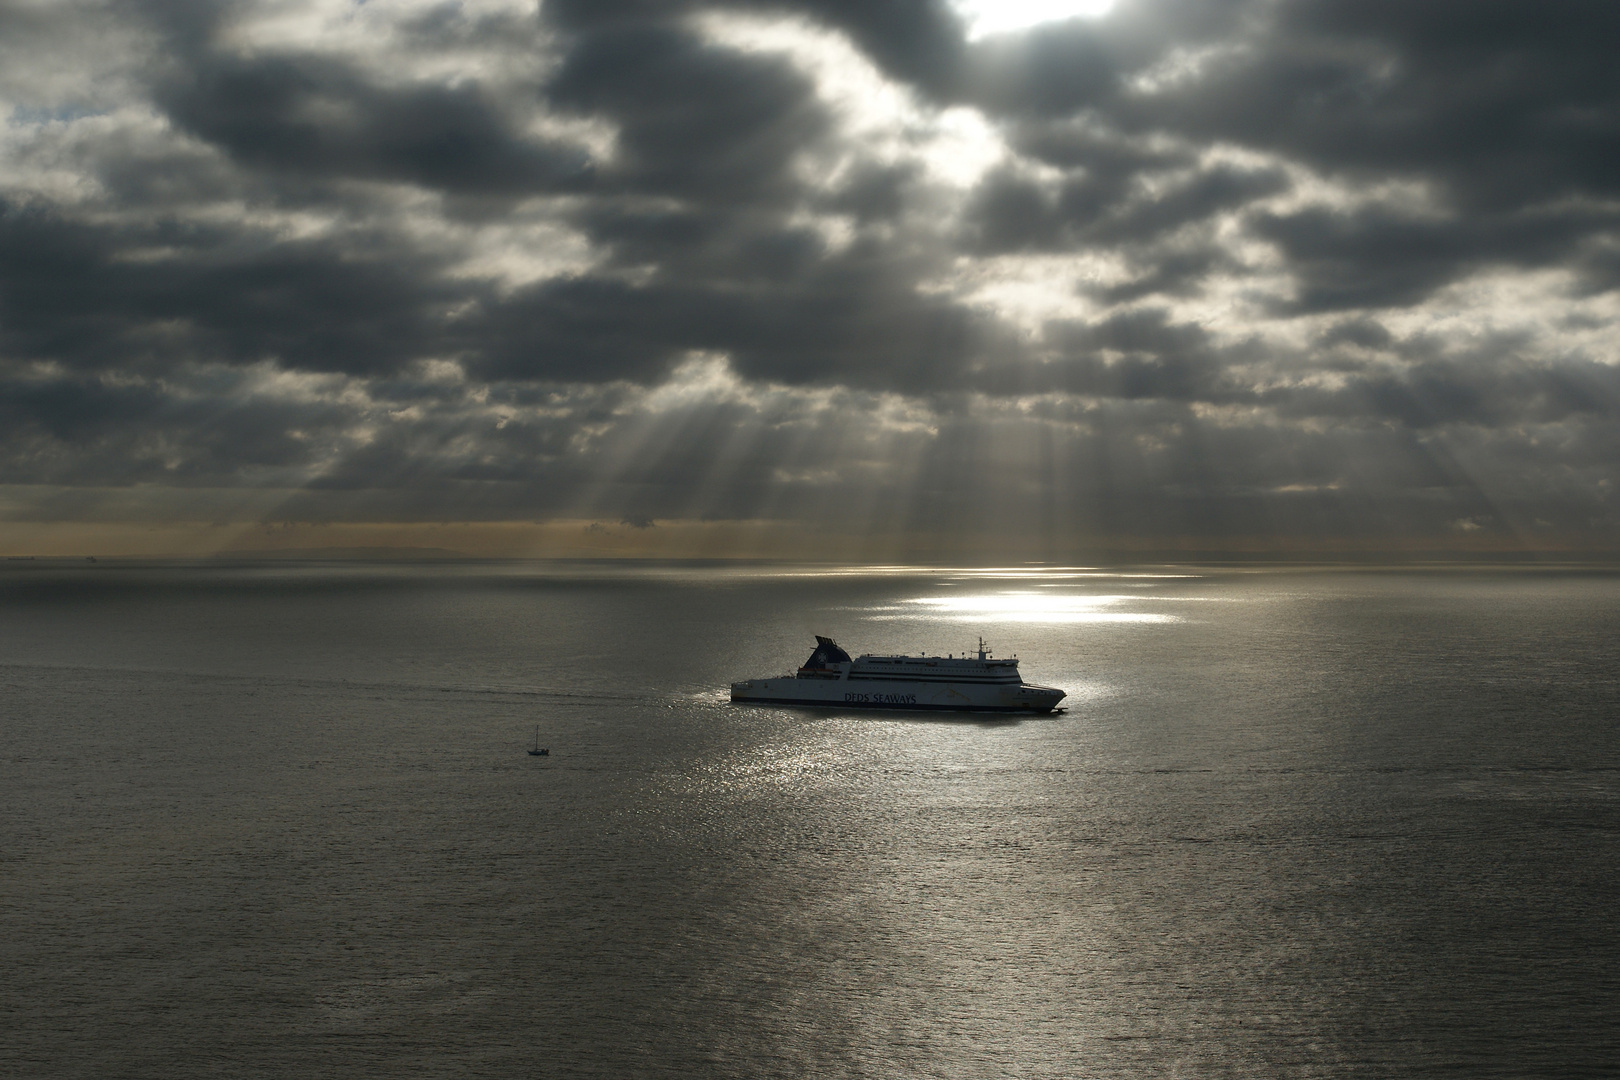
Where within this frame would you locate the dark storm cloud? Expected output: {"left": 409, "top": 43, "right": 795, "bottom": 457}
{"left": 546, "top": 22, "right": 828, "bottom": 203}
{"left": 542, "top": 0, "right": 971, "bottom": 95}
{"left": 1278, "top": 329, "right": 1620, "bottom": 430}
{"left": 964, "top": 160, "right": 1288, "bottom": 254}
{"left": 162, "top": 52, "right": 592, "bottom": 195}
{"left": 0, "top": 365, "right": 353, "bottom": 485}
{"left": 0, "top": 199, "right": 463, "bottom": 375}
{"left": 1263, "top": 0, "right": 1620, "bottom": 208}
{"left": 0, "top": 0, "right": 1616, "bottom": 549}
{"left": 999, "top": 307, "right": 1620, "bottom": 448}
{"left": 473, "top": 251, "right": 992, "bottom": 387}
{"left": 1252, "top": 203, "right": 1618, "bottom": 313}
{"left": 1093, "top": 247, "right": 1233, "bottom": 304}
{"left": 1025, "top": 308, "right": 1241, "bottom": 401}
{"left": 128, "top": 0, "right": 597, "bottom": 198}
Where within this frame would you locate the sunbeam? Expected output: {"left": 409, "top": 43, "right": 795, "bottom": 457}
{"left": 949, "top": 0, "right": 1116, "bottom": 39}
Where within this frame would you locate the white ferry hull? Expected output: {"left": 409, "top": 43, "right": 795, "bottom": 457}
{"left": 730, "top": 676, "right": 1065, "bottom": 714}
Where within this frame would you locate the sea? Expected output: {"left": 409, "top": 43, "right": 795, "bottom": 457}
{"left": 2, "top": 560, "right": 1617, "bottom": 1078}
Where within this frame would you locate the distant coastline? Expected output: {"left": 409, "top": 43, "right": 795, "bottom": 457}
{"left": 211, "top": 546, "right": 469, "bottom": 561}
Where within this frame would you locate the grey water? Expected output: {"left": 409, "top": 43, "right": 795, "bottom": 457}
{"left": 2, "top": 561, "right": 1617, "bottom": 1078}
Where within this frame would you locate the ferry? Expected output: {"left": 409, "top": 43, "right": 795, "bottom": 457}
{"left": 730, "top": 636, "right": 1066, "bottom": 713}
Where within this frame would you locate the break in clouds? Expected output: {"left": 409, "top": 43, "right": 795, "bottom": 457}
{"left": 1, "top": 0, "right": 1618, "bottom": 553}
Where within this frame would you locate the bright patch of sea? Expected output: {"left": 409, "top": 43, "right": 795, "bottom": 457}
{"left": 2, "top": 561, "right": 1617, "bottom": 1077}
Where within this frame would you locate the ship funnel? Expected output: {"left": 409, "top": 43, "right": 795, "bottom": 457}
{"left": 802, "top": 635, "right": 852, "bottom": 671}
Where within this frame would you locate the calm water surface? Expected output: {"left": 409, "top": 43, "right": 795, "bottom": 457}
{"left": 2, "top": 562, "right": 1617, "bottom": 1078}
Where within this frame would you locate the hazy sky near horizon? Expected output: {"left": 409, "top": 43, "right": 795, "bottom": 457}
{"left": 1, "top": 0, "right": 1618, "bottom": 554}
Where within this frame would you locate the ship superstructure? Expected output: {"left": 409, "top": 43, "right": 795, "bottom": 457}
{"left": 730, "top": 636, "right": 1066, "bottom": 713}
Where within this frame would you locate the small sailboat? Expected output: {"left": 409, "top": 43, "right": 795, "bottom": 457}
{"left": 528, "top": 724, "right": 549, "bottom": 756}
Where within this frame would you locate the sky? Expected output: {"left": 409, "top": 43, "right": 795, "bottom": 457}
{"left": 1, "top": 0, "right": 1617, "bottom": 559}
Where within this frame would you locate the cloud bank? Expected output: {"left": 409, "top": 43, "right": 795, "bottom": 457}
{"left": 1, "top": 0, "right": 1617, "bottom": 556}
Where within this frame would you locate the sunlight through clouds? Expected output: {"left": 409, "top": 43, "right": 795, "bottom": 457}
{"left": 2, "top": 0, "right": 1618, "bottom": 558}
{"left": 694, "top": 10, "right": 1008, "bottom": 190}
{"left": 949, "top": 0, "right": 1116, "bottom": 40}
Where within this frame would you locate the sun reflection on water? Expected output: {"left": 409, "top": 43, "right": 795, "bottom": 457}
{"left": 876, "top": 592, "right": 1180, "bottom": 624}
